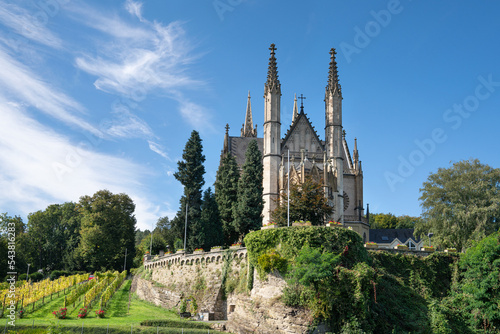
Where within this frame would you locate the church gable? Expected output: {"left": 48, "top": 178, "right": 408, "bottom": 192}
{"left": 281, "top": 112, "right": 324, "bottom": 156}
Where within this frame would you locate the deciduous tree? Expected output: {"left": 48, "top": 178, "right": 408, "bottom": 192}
{"left": 76, "top": 190, "right": 136, "bottom": 272}
{"left": 272, "top": 175, "right": 333, "bottom": 226}
{"left": 415, "top": 159, "right": 500, "bottom": 251}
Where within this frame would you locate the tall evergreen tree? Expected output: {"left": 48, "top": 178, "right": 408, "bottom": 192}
{"left": 233, "top": 140, "right": 263, "bottom": 240}
{"left": 171, "top": 130, "right": 206, "bottom": 251}
{"left": 199, "top": 187, "right": 223, "bottom": 250}
{"left": 214, "top": 152, "right": 240, "bottom": 245}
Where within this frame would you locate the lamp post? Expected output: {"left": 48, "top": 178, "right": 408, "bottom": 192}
{"left": 287, "top": 149, "right": 290, "bottom": 227}
{"left": 26, "top": 264, "right": 30, "bottom": 280}
{"left": 427, "top": 233, "right": 434, "bottom": 247}
{"left": 184, "top": 194, "right": 189, "bottom": 251}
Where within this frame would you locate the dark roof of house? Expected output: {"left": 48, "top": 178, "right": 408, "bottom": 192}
{"left": 228, "top": 136, "right": 264, "bottom": 167}
{"left": 369, "top": 229, "right": 421, "bottom": 244}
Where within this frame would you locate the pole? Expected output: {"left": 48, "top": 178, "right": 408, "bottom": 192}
{"left": 149, "top": 223, "right": 153, "bottom": 255}
{"left": 26, "top": 264, "right": 30, "bottom": 281}
{"left": 123, "top": 248, "right": 127, "bottom": 272}
{"left": 184, "top": 195, "right": 188, "bottom": 250}
{"left": 287, "top": 149, "right": 290, "bottom": 227}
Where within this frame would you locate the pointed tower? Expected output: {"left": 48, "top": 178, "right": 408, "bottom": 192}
{"left": 325, "top": 48, "right": 344, "bottom": 224}
{"left": 241, "top": 91, "right": 257, "bottom": 137}
{"left": 262, "top": 43, "right": 282, "bottom": 224}
{"left": 292, "top": 93, "right": 298, "bottom": 124}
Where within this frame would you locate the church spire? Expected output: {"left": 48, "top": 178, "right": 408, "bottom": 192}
{"left": 353, "top": 137, "right": 359, "bottom": 166}
{"left": 241, "top": 91, "right": 257, "bottom": 137}
{"left": 326, "top": 48, "right": 342, "bottom": 97}
{"left": 223, "top": 123, "right": 229, "bottom": 154}
{"left": 265, "top": 43, "right": 281, "bottom": 95}
{"left": 292, "top": 93, "right": 298, "bottom": 123}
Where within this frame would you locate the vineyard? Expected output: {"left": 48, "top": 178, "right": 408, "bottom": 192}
{"left": 0, "top": 271, "right": 126, "bottom": 319}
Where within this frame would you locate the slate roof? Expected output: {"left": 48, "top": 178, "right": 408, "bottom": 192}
{"left": 369, "top": 229, "right": 421, "bottom": 244}
{"left": 228, "top": 136, "right": 264, "bottom": 167}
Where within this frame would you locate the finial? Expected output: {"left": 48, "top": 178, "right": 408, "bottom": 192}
{"left": 225, "top": 123, "right": 229, "bottom": 134}
{"left": 265, "top": 43, "right": 281, "bottom": 95}
{"left": 342, "top": 129, "right": 346, "bottom": 138}
{"left": 326, "top": 47, "right": 342, "bottom": 96}
{"left": 292, "top": 93, "right": 298, "bottom": 123}
{"left": 298, "top": 94, "right": 306, "bottom": 113}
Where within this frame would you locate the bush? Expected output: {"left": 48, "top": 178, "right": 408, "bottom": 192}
{"left": 30, "top": 272, "right": 44, "bottom": 282}
{"left": 49, "top": 270, "right": 72, "bottom": 280}
{"left": 140, "top": 319, "right": 211, "bottom": 329}
{"left": 257, "top": 250, "right": 288, "bottom": 276}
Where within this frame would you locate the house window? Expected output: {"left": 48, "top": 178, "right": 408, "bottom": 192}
{"left": 406, "top": 240, "right": 416, "bottom": 250}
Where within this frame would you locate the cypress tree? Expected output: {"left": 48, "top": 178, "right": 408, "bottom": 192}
{"left": 233, "top": 140, "right": 264, "bottom": 240}
{"left": 171, "top": 130, "right": 206, "bottom": 251}
{"left": 198, "top": 187, "right": 223, "bottom": 250}
{"left": 214, "top": 153, "right": 240, "bottom": 245}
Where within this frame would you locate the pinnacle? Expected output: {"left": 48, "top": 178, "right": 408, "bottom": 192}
{"left": 265, "top": 43, "right": 281, "bottom": 95}
{"left": 326, "top": 47, "right": 342, "bottom": 96}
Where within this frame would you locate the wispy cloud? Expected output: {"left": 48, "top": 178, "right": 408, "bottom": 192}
{"left": 69, "top": 2, "right": 211, "bottom": 131}
{"left": 104, "top": 103, "right": 154, "bottom": 139}
{"left": 0, "top": 46, "right": 102, "bottom": 137}
{"left": 0, "top": 99, "right": 158, "bottom": 229}
{"left": 0, "top": 1, "right": 63, "bottom": 49}
{"left": 148, "top": 141, "right": 170, "bottom": 160}
{"left": 125, "top": 0, "right": 144, "bottom": 21}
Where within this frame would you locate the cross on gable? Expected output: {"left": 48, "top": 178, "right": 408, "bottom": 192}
{"left": 298, "top": 94, "right": 306, "bottom": 112}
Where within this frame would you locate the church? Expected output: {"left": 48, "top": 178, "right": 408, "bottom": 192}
{"left": 221, "top": 44, "right": 369, "bottom": 242}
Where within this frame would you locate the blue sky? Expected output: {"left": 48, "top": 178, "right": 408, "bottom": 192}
{"left": 0, "top": 0, "right": 499, "bottom": 230}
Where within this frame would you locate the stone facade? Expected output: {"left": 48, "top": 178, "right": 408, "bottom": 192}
{"left": 221, "top": 45, "right": 367, "bottom": 238}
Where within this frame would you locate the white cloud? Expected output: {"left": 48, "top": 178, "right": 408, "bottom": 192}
{"left": 0, "top": 46, "right": 102, "bottom": 137}
{"left": 125, "top": 0, "right": 144, "bottom": 21}
{"left": 0, "top": 99, "right": 160, "bottom": 229}
{"left": 148, "top": 141, "right": 170, "bottom": 160}
{"left": 104, "top": 103, "right": 154, "bottom": 139}
{"left": 0, "top": 1, "right": 63, "bottom": 49}
{"left": 70, "top": 2, "right": 211, "bottom": 131}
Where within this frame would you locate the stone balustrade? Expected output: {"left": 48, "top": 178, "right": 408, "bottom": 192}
{"left": 143, "top": 247, "right": 247, "bottom": 270}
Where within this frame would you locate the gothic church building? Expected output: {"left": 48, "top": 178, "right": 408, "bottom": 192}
{"left": 221, "top": 44, "right": 369, "bottom": 241}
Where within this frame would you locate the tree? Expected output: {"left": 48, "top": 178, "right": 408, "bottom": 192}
{"left": 233, "top": 140, "right": 263, "bottom": 240}
{"left": 214, "top": 153, "right": 240, "bottom": 245}
{"left": 171, "top": 130, "right": 206, "bottom": 251}
{"left": 155, "top": 216, "right": 176, "bottom": 252}
{"left": 0, "top": 213, "right": 27, "bottom": 280}
{"left": 272, "top": 175, "right": 333, "bottom": 226}
{"left": 76, "top": 190, "right": 136, "bottom": 272}
{"left": 415, "top": 159, "right": 500, "bottom": 251}
{"left": 199, "top": 187, "right": 223, "bottom": 250}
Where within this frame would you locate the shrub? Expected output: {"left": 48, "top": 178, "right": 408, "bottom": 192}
{"left": 95, "top": 309, "right": 105, "bottom": 318}
{"left": 257, "top": 250, "right": 288, "bottom": 276}
{"left": 77, "top": 306, "right": 88, "bottom": 318}
{"left": 52, "top": 308, "right": 67, "bottom": 319}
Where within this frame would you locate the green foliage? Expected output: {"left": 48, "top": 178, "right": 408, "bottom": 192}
{"left": 197, "top": 187, "right": 223, "bottom": 251}
{"left": 449, "top": 231, "right": 500, "bottom": 332}
{"left": 272, "top": 175, "right": 333, "bottom": 226}
{"left": 416, "top": 159, "right": 500, "bottom": 251}
{"left": 244, "top": 225, "right": 369, "bottom": 270}
{"left": 172, "top": 130, "right": 206, "bottom": 252}
{"left": 257, "top": 250, "right": 288, "bottom": 276}
{"left": 233, "top": 140, "right": 264, "bottom": 239}
{"left": 76, "top": 190, "right": 136, "bottom": 272}
{"left": 140, "top": 319, "right": 211, "bottom": 329}
{"left": 369, "top": 212, "right": 423, "bottom": 229}
{"left": 215, "top": 152, "right": 240, "bottom": 246}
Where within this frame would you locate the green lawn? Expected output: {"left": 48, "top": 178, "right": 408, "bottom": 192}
{"left": 5, "top": 279, "right": 225, "bottom": 334}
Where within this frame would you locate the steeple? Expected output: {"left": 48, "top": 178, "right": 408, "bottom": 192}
{"left": 353, "top": 137, "right": 359, "bottom": 166}
{"left": 326, "top": 48, "right": 342, "bottom": 97}
{"left": 241, "top": 91, "right": 257, "bottom": 137}
{"left": 223, "top": 123, "right": 230, "bottom": 155}
{"left": 264, "top": 43, "right": 281, "bottom": 95}
{"left": 292, "top": 93, "right": 298, "bottom": 123}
